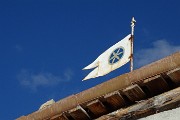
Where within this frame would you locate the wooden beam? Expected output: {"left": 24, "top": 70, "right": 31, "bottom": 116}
{"left": 143, "top": 75, "right": 170, "bottom": 96}
{"left": 50, "top": 113, "right": 69, "bottom": 120}
{"left": 68, "top": 105, "right": 90, "bottom": 120}
{"left": 167, "top": 67, "right": 180, "bottom": 84}
{"left": 104, "top": 91, "right": 126, "bottom": 110}
{"left": 123, "top": 84, "right": 146, "bottom": 102}
{"left": 86, "top": 99, "right": 108, "bottom": 118}
{"left": 96, "top": 87, "right": 180, "bottom": 120}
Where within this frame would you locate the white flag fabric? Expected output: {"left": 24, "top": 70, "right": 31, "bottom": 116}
{"left": 83, "top": 34, "right": 132, "bottom": 80}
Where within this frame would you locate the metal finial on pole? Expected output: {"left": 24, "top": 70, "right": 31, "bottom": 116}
{"left": 131, "top": 17, "right": 136, "bottom": 35}
{"left": 130, "top": 17, "right": 136, "bottom": 72}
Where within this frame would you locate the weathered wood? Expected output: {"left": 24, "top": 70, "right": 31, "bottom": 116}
{"left": 167, "top": 67, "right": 180, "bottom": 84}
{"left": 16, "top": 52, "right": 180, "bottom": 120}
{"left": 69, "top": 105, "right": 91, "bottom": 120}
{"left": 96, "top": 87, "right": 180, "bottom": 120}
{"left": 123, "top": 84, "right": 146, "bottom": 102}
{"left": 50, "top": 113, "right": 69, "bottom": 120}
{"left": 104, "top": 91, "right": 126, "bottom": 110}
{"left": 143, "top": 75, "right": 170, "bottom": 96}
{"left": 87, "top": 99, "right": 108, "bottom": 118}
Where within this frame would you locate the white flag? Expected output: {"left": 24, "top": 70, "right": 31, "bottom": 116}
{"left": 83, "top": 34, "right": 132, "bottom": 80}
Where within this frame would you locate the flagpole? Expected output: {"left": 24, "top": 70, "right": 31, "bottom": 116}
{"left": 130, "top": 17, "right": 136, "bottom": 72}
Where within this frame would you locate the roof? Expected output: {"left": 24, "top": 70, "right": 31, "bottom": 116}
{"left": 17, "top": 52, "right": 180, "bottom": 120}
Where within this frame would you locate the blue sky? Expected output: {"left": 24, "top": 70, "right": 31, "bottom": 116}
{"left": 0, "top": 0, "right": 180, "bottom": 119}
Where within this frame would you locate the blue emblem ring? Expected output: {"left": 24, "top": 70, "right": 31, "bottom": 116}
{"left": 109, "top": 47, "right": 124, "bottom": 65}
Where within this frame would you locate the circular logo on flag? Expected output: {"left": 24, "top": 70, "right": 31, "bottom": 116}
{"left": 109, "top": 47, "right": 124, "bottom": 65}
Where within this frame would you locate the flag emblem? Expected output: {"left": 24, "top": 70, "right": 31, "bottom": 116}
{"left": 109, "top": 47, "right": 124, "bottom": 65}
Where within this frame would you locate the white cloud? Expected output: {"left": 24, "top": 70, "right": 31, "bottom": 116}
{"left": 135, "top": 39, "right": 180, "bottom": 68}
{"left": 17, "top": 69, "right": 73, "bottom": 91}
{"left": 63, "top": 69, "right": 74, "bottom": 81}
{"left": 15, "top": 44, "right": 23, "bottom": 52}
